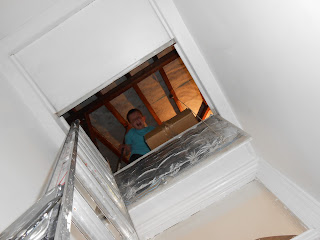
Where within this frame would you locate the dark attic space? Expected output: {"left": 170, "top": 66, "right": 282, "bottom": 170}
{"left": 63, "top": 45, "right": 216, "bottom": 172}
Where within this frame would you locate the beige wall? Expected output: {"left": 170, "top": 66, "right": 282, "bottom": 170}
{"left": 154, "top": 181, "right": 306, "bottom": 240}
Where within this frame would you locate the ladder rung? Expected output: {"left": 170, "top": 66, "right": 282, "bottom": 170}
{"left": 76, "top": 156, "right": 128, "bottom": 218}
{"left": 78, "top": 130, "right": 117, "bottom": 186}
{"left": 75, "top": 158, "right": 137, "bottom": 239}
{"left": 79, "top": 127, "right": 113, "bottom": 174}
{"left": 77, "top": 143, "right": 120, "bottom": 198}
{"left": 72, "top": 189, "right": 115, "bottom": 240}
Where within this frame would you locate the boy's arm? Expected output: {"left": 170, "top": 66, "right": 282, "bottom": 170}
{"left": 118, "top": 144, "right": 131, "bottom": 155}
{"left": 120, "top": 131, "right": 132, "bottom": 155}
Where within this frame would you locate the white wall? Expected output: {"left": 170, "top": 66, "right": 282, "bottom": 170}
{"left": 173, "top": 0, "right": 320, "bottom": 201}
{"left": 0, "top": 73, "right": 61, "bottom": 232}
{"left": 0, "top": 0, "right": 68, "bottom": 232}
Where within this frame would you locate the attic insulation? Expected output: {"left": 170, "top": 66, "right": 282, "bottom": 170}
{"left": 115, "top": 115, "right": 249, "bottom": 206}
{"left": 66, "top": 46, "right": 214, "bottom": 172}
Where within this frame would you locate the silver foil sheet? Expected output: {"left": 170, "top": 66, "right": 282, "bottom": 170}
{"left": 115, "top": 115, "right": 250, "bottom": 206}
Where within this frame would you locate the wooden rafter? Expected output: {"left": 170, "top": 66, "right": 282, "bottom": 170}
{"left": 197, "top": 101, "right": 210, "bottom": 120}
{"left": 160, "top": 68, "right": 183, "bottom": 112}
{"left": 255, "top": 236, "right": 296, "bottom": 240}
{"left": 92, "top": 126, "right": 129, "bottom": 163}
{"left": 202, "top": 106, "right": 210, "bottom": 119}
{"left": 95, "top": 92, "right": 129, "bottom": 127}
{"left": 84, "top": 113, "right": 98, "bottom": 146}
{"left": 152, "top": 55, "right": 183, "bottom": 112}
{"left": 66, "top": 49, "right": 179, "bottom": 123}
{"left": 133, "top": 84, "right": 162, "bottom": 125}
{"left": 104, "top": 101, "right": 129, "bottom": 128}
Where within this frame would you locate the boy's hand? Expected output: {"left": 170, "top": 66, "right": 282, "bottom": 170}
{"left": 118, "top": 144, "right": 130, "bottom": 155}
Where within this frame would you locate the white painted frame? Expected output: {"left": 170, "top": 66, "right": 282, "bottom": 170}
{"left": 0, "top": 0, "right": 99, "bottom": 145}
{"left": 257, "top": 160, "right": 320, "bottom": 239}
{"left": 128, "top": 141, "right": 259, "bottom": 240}
{"left": 149, "top": 0, "right": 320, "bottom": 239}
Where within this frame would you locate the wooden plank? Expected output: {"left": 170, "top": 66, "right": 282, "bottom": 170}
{"left": 66, "top": 49, "right": 179, "bottom": 123}
{"left": 159, "top": 68, "right": 183, "bottom": 112}
{"left": 105, "top": 49, "right": 179, "bottom": 100}
{"left": 84, "top": 113, "right": 98, "bottom": 146}
{"left": 79, "top": 120, "right": 90, "bottom": 139}
{"left": 197, "top": 101, "right": 210, "bottom": 120}
{"left": 104, "top": 101, "right": 129, "bottom": 128}
{"left": 256, "top": 235, "right": 296, "bottom": 240}
{"left": 202, "top": 106, "right": 210, "bottom": 120}
{"left": 133, "top": 84, "right": 162, "bottom": 125}
{"left": 92, "top": 126, "right": 129, "bottom": 163}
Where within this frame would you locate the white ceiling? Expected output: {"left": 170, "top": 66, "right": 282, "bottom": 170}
{"left": 5, "top": 0, "right": 171, "bottom": 115}
{"left": 0, "top": 0, "right": 55, "bottom": 39}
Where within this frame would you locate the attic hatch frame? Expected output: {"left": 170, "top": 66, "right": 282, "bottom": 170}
{"left": 64, "top": 44, "right": 213, "bottom": 172}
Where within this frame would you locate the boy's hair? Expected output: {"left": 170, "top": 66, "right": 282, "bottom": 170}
{"left": 126, "top": 108, "right": 143, "bottom": 122}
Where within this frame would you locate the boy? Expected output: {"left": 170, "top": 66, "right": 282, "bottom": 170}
{"left": 121, "top": 109, "right": 155, "bottom": 163}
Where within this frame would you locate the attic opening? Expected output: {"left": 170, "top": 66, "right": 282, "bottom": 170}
{"left": 63, "top": 44, "right": 216, "bottom": 172}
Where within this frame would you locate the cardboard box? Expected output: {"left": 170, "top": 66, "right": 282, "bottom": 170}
{"left": 145, "top": 109, "right": 198, "bottom": 150}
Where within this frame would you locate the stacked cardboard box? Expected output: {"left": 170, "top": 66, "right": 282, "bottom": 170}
{"left": 145, "top": 109, "right": 198, "bottom": 150}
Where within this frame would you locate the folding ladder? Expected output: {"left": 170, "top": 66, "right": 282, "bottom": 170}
{"left": 0, "top": 120, "right": 139, "bottom": 240}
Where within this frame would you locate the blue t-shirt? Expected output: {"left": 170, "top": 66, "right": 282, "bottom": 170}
{"left": 125, "top": 126, "right": 155, "bottom": 156}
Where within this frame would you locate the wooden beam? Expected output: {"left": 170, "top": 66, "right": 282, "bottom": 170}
{"left": 97, "top": 91, "right": 130, "bottom": 128}
{"left": 197, "top": 101, "right": 210, "bottom": 120}
{"left": 255, "top": 236, "right": 296, "bottom": 240}
{"left": 202, "top": 106, "right": 210, "bottom": 120}
{"left": 92, "top": 126, "right": 129, "bottom": 163}
{"left": 133, "top": 84, "right": 162, "bottom": 125}
{"left": 105, "top": 49, "right": 179, "bottom": 100}
{"left": 153, "top": 55, "right": 183, "bottom": 112}
{"left": 79, "top": 120, "right": 90, "bottom": 139}
{"left": 66, "top": 49, "right": 179, "bottom": 123}
{"left": 159, "top": 68, "right": 184, "bottom": 112}
{"left": 84, "top": 113, "right": 98, "bottom": 146}
{"left": 104, "top": 101, "right": 129, "bottom": 128}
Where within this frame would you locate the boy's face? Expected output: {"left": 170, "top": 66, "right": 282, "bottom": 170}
{"left": 128, "top": 111, "right": 146, "bottom": 130}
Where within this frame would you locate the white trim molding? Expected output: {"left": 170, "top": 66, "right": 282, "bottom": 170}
{"left": 0, "top": 0, "right": 95, "bottom": 145}
{"left": 257, "top": 159, "right": 320, "bottom": 230}
{"left": 129, "top": 142, "right": 258, "bottom": 240}
{"left": 292, "top": 229, "right": 320, "bottom": 240}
